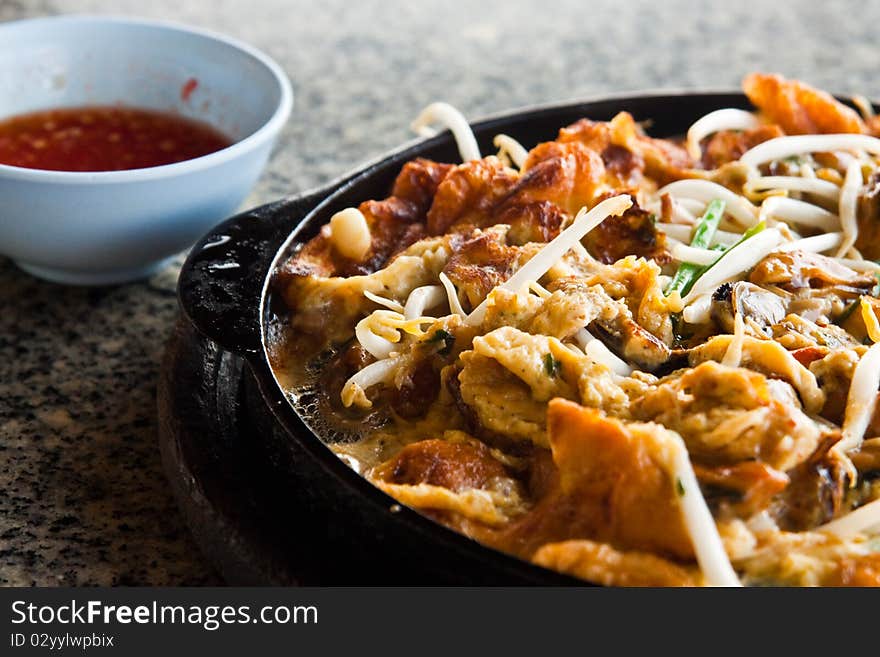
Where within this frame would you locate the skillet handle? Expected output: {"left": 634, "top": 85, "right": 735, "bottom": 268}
{"left": 178, "top": 185, "right": 332, "bottom": 356}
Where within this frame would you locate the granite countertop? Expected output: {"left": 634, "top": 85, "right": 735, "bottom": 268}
{"left": 2, "top": 0, "right": 879, "bottom": 586}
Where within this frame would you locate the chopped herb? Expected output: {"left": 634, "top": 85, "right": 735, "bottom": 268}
{"left": 677, "top": 220, "right": 768, "bottom": 299}
{"left": 428, "top": 329, "right": 455, "bottom": 355}
{"left": 667, "top": 265, "right": 701, "bottom": 299}
{"left": 543, "top": 353, "right": 561, "bottom": 378}
{"left": 738, "top": 220, "right": 769, "bottom": 242}
{"left": 676, "top": 478, "right": 686, "bottom": 497}
{"left": 666, "top": 199, "right": 726, "bottom": 297}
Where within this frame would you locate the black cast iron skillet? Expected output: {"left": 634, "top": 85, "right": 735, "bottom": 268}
{"left": 176, "top": 91, "right": 762, "bottom": 584}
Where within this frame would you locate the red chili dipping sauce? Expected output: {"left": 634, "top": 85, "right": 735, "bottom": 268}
{"left": 0, "top": 106, "right": 233, "bottom": 172}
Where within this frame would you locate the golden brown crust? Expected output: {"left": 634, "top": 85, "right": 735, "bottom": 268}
{"left": 556, "top": 111, "right": 696, "bottom": 186}
{"left": 426, "top": 157, "right": 518, "bottom": 235}
{"left": 391, "top": 158, "right": 456, "bottom": 215}
{"left": 702, "top": 124, "right": 784, "bottom": 168}
{"left": 743, "top": 72, "right": 866, "bottom": 135}
{"left": 829, "top": 555, "right": 880, "bottom": 586}
{"left": 519, "top": 140, "right": 609, "bottom": 213}
{"left": 533, "top": 540, "right": 701, "bottom": 587}
{"left": 441, "top": 227, "right": 526, "bottom": 308}
{"left": 373, "top": 438, "right": 511, "bottom": 491}
{"left": 583, "top": 197, "right": 670, "bottom": 265}
{"left": 487, "top": 400, "right": 693, "bottom": 561}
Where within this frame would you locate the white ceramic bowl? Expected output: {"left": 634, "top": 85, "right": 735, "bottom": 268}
{"left": 0, "top": 15, "right": 293, "bottom": 285}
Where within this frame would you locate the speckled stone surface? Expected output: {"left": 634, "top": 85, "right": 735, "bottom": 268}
{"left": 2, "top": 0, "right": 880, "bottom": 586}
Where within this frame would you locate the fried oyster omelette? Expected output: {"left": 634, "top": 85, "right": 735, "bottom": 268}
{"left": 272, "top": 74, "right": 880, "bottom": 586}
